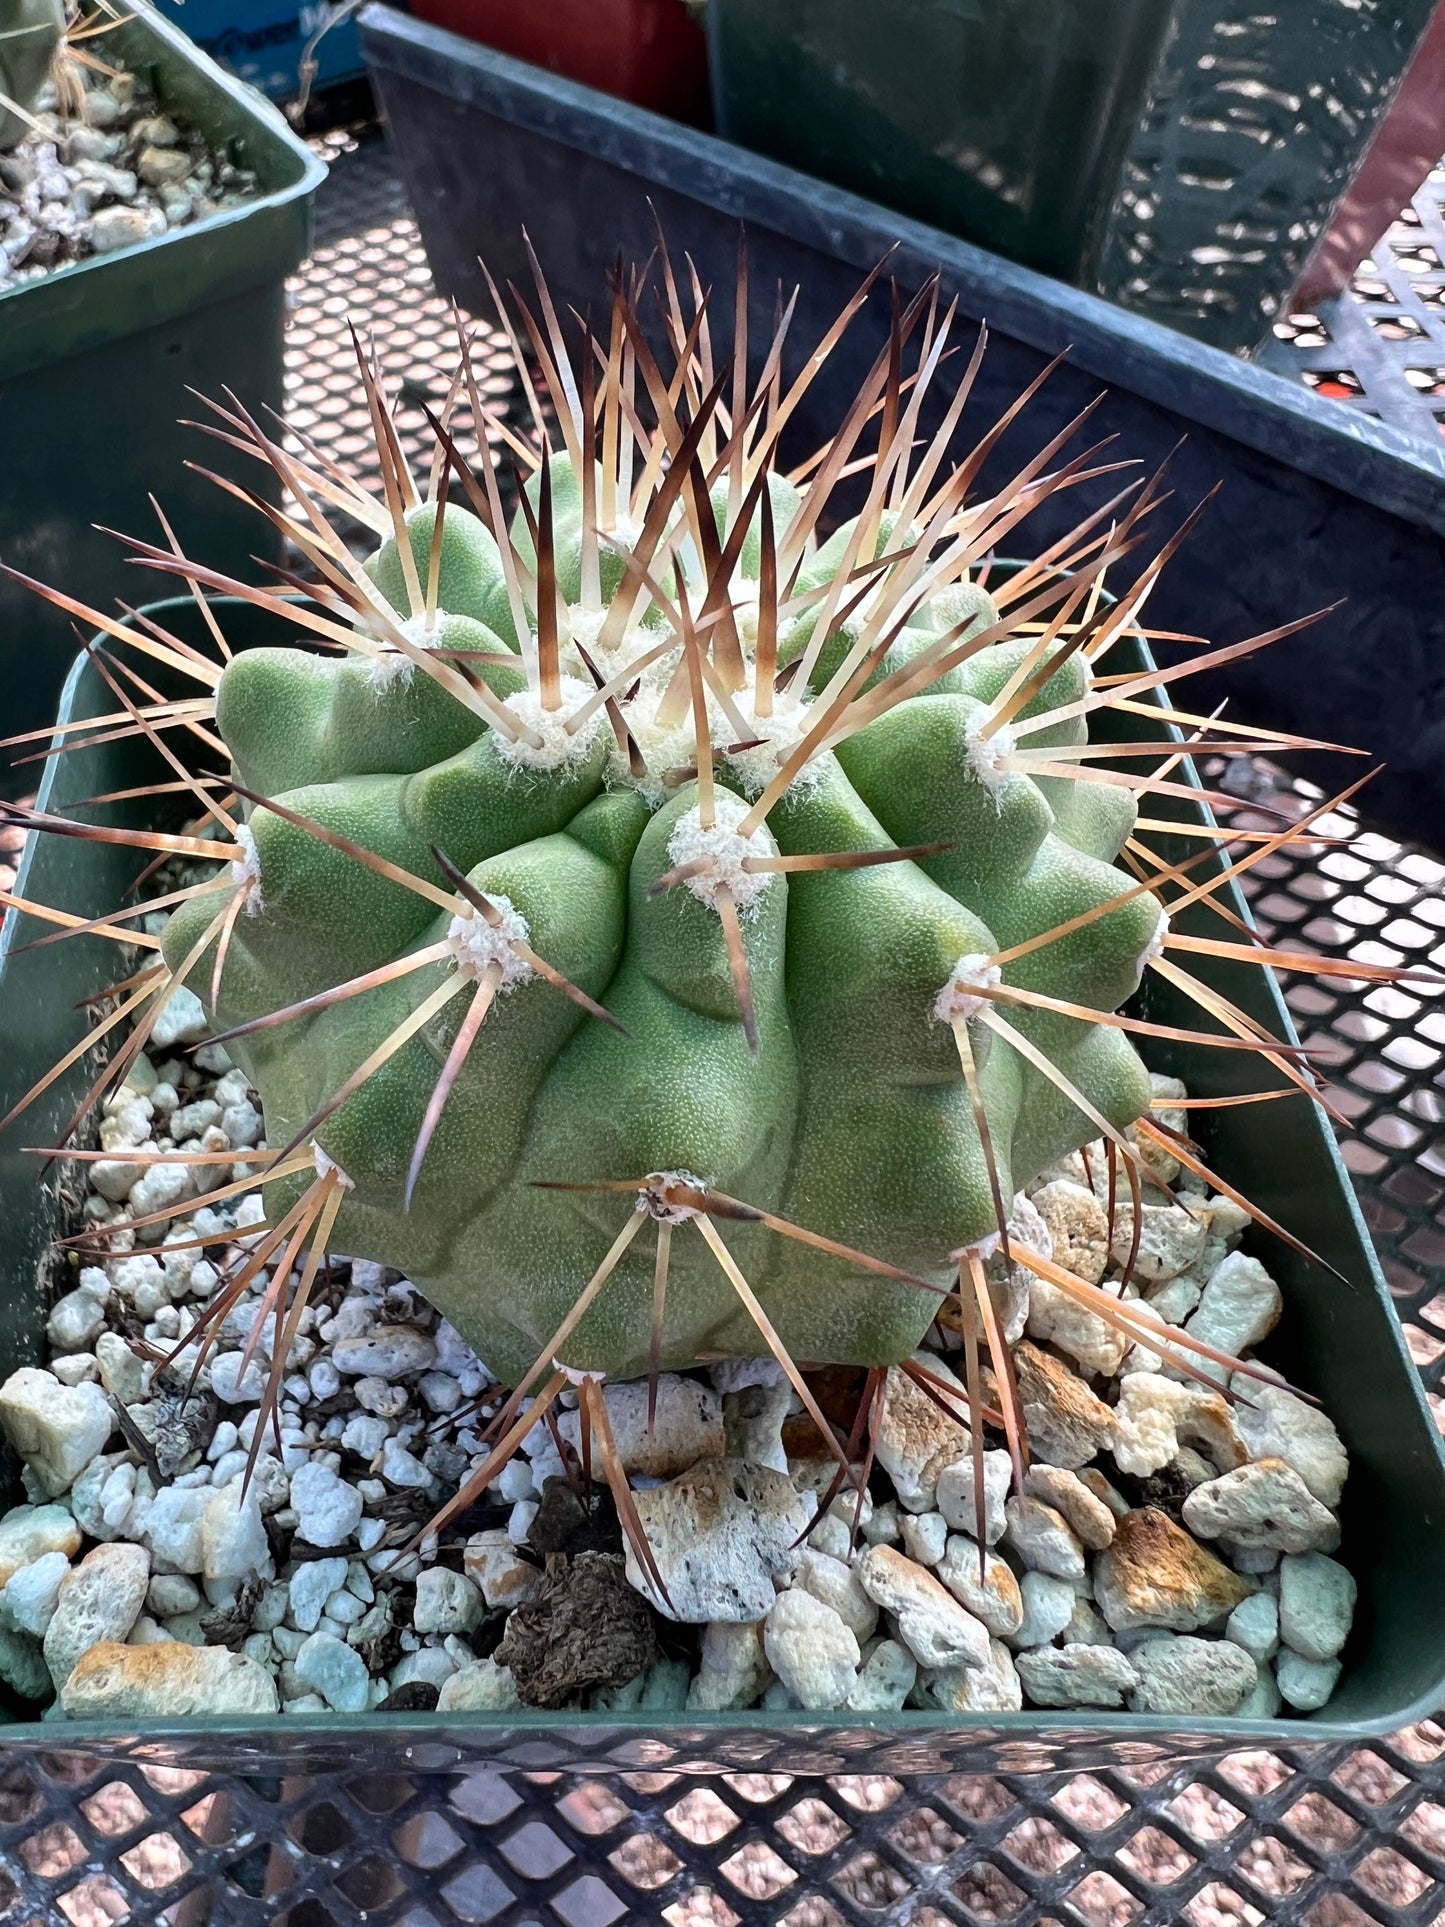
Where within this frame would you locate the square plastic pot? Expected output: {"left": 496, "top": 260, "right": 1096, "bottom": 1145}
{"left": 0, "top": 594, "right": 1442, "bottom": 1774}
{"left": 0, "top": 0, "right": 326, "bottom": 792}
{"left": 706, "top": 0, "right": 1170, "bottom": 286}
{"left": 410, "top": 0, "right": 709, "bottom": 122}
{"left": 359, "top": 1, "right": 1445, "bottom": 852}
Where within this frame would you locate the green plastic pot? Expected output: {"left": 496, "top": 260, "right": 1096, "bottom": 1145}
{"left": 0, "top": 1, "right": 325, "bottom": 797}
{"left": 1, "top": 595, "right": 1443, "bottom": 1773}
{"left": 706, "top": 0, "right": 1172, "bottom": 287}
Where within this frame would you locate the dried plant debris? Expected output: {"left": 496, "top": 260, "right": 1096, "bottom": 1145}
{"left": 496, "top": 1552, "right": 660, "bottom": 1709}
{"left": 0, "top": 236, "right": 1405, "bottom": 1721}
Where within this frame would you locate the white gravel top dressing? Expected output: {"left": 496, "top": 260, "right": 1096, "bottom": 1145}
{"left": 0, "top": 60, "right": 260, "bottom": 292}
{"left": 0, "top": 1021, "right": 1355, "bottom": 1722}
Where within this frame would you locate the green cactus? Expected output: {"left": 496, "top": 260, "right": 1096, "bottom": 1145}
{"left": 0, "top": 0, "right": 63, "bottom": 151}
{"left": 0, "top": 246, "right": 1366, "bottom": 1537}
{"left": 151, "top": 269, "right": 1169, "bottom": 1400}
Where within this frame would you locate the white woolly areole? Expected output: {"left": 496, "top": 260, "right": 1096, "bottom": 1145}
{"left": 495, "top": 676, "right": 608, "bottom": 770}
{"left": 933, "top": 953, "right": 1002, "bottom": 1026}
{"left": 312, "top": 1144, "right": 354, "bottom": 1191}
{"left": 230, "top": 825, "right": 263, "bottom": 914}
{"left": 366, "top": 647, "right": 414, "bottom": 690}
{"left": 564, "top": 604, "right": 611, "bottom": 656}
{"left": 604, "top": 514, "right": 644, "bottom": 553}
{"left": 1144, "top": 909, "right": 1171, "bottom": 965}
{"left": 365, "top": 611, "right": 447, "bottom": 690}
{"left": 638, "top": 1170, "right": 708, "bottom": 1223}
{"left": 399, "top": 610, "right": 445, "bottom": 646}
{"left": 721, "top": 687, "right": 822, "bottom": 799}
{"left": 445, "top": 895, "right": 535, "bottom": 990}
{"left": 963, "top": 717, "right": 1016, "bottom": 794}
{"left": 608, "top": 706, "right": 695, "bottom": 807}
{"left": 665, "top": 790, "right": 778, "bottom": 912}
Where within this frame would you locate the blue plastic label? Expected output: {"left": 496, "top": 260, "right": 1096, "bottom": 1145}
{"left": 151, "top": 0, "right": 364, "bottom": 99}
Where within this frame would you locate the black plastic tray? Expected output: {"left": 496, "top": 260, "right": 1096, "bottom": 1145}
{"left": 359, "top": 2, "right": 1445, "bottom": 851}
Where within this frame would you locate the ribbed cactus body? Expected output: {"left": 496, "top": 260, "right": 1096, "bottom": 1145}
{"left": 164, "top": 462, "right": 1159, "bottom": 1388}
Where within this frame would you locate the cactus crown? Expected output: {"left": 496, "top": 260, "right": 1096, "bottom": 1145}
{"left": 3, "top": 246, "right": 1377, "bottom": 1552}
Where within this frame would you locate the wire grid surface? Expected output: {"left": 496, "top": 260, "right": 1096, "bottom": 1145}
{"left": 5, "top": 124, "right": 1445, "bottom": 1927}
{"left": 1098, "top": 0, "right": 1438, "bottom": 357}
{"left": 285, "top": 124, "right": 524, "bottom": 521}
{"left": 1260, "top": 162, "right": 1445, "bottom": 445}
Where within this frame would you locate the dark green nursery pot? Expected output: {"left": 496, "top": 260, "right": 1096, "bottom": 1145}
{"left": 0, "top": 592, "right": 1442, "bottom": 1775}
{"left": 0, "top": 1, "right": 325, "bottom": 794}
{"left": 707, "top": 0, "right": 1172, "bottom": 287}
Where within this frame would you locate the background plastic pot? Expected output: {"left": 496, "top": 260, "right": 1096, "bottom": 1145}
{"left": 707, "top": 0, "right": 1170, "bottom": 286}
{"left": 1290, "top": 2, "right": 1445, "bottom": 308}
{"left": 410, "top": 0, "right": 709, "bottom": 121}
{"left": 1, "top": 594, "right": 1443, "bottom": 1769}
{"left": 1096, "top": 0, "right": 1444, "bottom": 352}
{"left": 706, "top": 0, "right": 1445, "bottom": 355}
{"left": 149, "top": 0, "right": 368, "bottom": 101}
{"left": 0, "top": 0, "right": 325, "bottom": 796}
{"left": 359, "top": 4, "right": 1445, "bottom": 850}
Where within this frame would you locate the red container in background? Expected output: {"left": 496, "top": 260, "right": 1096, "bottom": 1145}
{"left": 1290, "top": 2, "right": 1445, "bottom": 307}
{"left": 408, "top": 0, "right": 710, "bottom": 121}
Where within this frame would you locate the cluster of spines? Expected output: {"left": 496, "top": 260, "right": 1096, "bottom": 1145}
{"left": 0, "top": 238, "right": 1427, "bottom": 1583}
